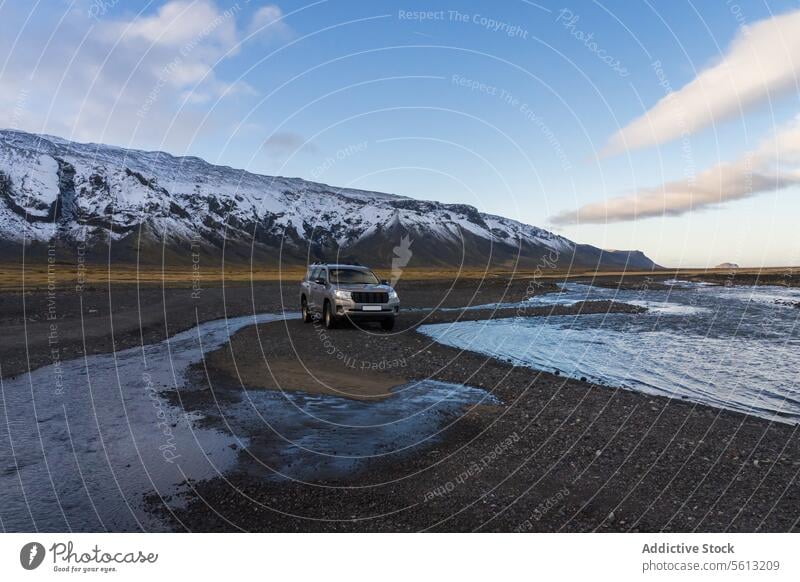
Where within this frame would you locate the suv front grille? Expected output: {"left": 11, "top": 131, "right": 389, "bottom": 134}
{"left": 352, "top": 292, "right": 388, "bottom": 304}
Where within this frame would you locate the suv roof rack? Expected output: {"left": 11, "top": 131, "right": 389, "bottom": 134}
{"left": 309, "top": 260, "right": 362, "bottom": 266}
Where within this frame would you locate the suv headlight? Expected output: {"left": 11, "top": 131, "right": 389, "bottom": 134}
{"left": 334, "top": 290, "right": 352, "bottom": 300}
{"left": 389, "top": 289, "right": 399, "bottom": 300}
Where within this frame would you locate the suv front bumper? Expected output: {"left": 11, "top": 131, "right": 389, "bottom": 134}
{"left": 334, "top": 299, "right": 399, "bottom": 318}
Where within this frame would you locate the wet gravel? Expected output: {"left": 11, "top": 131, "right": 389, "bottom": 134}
{"left": 4, "top": 275, "right": 798, "bottom": 532}
{"left": 0, "top": 276, "right": 538, "bottom": 379}
{"left": 0, "top": 284, "right": 288, "bottom": 378}
{"left": 156, "top": 296, "right": 800, "bottom": 532}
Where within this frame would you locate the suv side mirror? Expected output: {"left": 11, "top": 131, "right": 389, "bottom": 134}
{"left": 380, "top": 279, "right": 389, "bottom": 285}
{"left": 315, "top": 277, "right": 327, "bottom": 286}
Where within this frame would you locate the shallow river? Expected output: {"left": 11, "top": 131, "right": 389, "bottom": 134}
{"left": 420, "top": 281, "right": 800, "bottom": 425}
{"left": 0, "top": 312, "right": 495, "bottom": 532}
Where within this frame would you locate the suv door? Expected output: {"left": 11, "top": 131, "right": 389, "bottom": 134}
{"left": 311, "top": 267, "right": 327, "bottom": 311}
{"left": 301, "top": 267, "right": 313, "bottom": 305}
{"left": 306, "top": 267, "right": 318, "bottom": 310}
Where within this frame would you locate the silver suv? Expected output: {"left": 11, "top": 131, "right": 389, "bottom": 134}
{"left": 299, "top": 263, "right": 400, "bottom": 330}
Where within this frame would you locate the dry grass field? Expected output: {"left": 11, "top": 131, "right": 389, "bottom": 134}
{"left": 0, "top": 261, "right": 796, "bottom": 291}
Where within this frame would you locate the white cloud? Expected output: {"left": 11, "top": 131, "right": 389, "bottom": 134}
{"left": 560, "top": 9, "right": 800, "bottom": 225}
{"left": 0, "top": 1, "right": 261, "bottom": 151}
{"left": 602, "top": 9, "right": 800, "bottom": 157}
{"left": 248, "top": 4, "right": 292, "bottom": 39}
{"left": 102, "top": 0, "right": 238, "bottom": 49}
{"left": 553, "top": 117, "right": 800, "bottom": 224}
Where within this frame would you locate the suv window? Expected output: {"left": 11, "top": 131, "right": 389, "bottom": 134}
{"left": 328, "top": 268, "right": 379, "bottom": 284}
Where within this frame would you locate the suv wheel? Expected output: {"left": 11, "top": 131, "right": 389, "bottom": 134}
{"left": 301, "top": 297, "right": 312, "bottom": 323}
{"left": 380, "top": 317, "right": 395, "bottom": 331}
{"left": 323, "top": 300, "right": 337, "bottom": 329}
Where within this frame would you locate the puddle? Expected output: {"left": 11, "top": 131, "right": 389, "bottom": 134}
{"left": 209, "top": 380, "right": 500, "bottom": 483}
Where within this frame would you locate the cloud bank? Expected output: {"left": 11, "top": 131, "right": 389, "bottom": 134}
{"left": 0, "top": 1, "right": 289, "bottom": 151}
{"left": 553, "top": 118, "right": 800, "bottom": 224}
{"left": 554, "top": 9, "right": 800, "bottom": 225}
{"left": 602, "top": 9, "right": 800, "bottom": 157}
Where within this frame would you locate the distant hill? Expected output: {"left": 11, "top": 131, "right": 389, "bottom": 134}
{"left": 0, "top": 129, "right": 659, "bottom": 270}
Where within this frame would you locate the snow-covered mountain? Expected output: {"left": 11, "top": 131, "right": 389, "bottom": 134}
{"left": 0, "top": 129, "right": 656, "bottom": 269}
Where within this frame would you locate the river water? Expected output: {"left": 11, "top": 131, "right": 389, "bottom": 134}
{"left": 216, "top": 380, "right": 499, "bottom": 483}
{"left": 419, "top": 281, "right": 800, "bottom": 425}
{"left": 0, "top": 312, "right": 496, "bottom": 532}
{"left": 0, "top": 313, "right": 290, "bottom": 532}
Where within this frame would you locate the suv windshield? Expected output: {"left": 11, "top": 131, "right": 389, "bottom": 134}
{"left": 328, "top": 268, "right": 379, "bottom": 285}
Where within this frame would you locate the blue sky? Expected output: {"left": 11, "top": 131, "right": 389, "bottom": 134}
{"left": 2, "top": 0, "right": 800, "bottom": 267}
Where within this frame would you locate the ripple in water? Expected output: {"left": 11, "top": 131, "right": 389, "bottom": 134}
{"left": 214, "top": 380, "right": 500, "bottom": 483}
{"left": 420, "top": 282, "right": 800, "bottom": 424}
{"left": 0, "top": 312, "right": 498, "bottom": 531}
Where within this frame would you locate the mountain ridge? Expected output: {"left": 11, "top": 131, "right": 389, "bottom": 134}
{"left": 0, "top": 129, "right": 658, "bottom": 270}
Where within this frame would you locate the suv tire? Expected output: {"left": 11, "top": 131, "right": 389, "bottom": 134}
{"left": 323, "top": 300, "right": 337, "bottom": 329}
{"left": 301, "top": 297, "right": 312, "bottom": 323}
